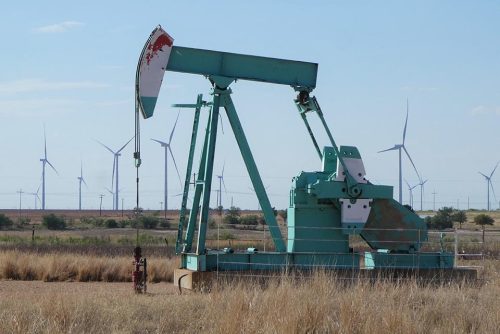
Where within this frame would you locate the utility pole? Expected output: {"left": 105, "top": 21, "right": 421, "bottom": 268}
{"left": 467, "top": 196, "right": 470, "bottom": 210}
{"left": 457, "top": 199, "right": 459, "bottom": 210}
{"left": 99, "top": 194, "right": 104, "bottom": 216}
{"left": 432, "top": 190, "right": 436, "bottom": 211}
{"left": 160, "top": 201, "right": 166, "bottom": 219}
{"left": 121, "top": 198, "right": 124, "bottom": 217}
{"left": 17, "top": 189, "right": 24, "bottom": 221}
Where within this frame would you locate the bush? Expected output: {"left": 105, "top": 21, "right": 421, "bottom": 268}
{"left": 240, "top": 215, "right": 264, "bottom": 225}
{"left": 0, "top": 214, "right": 13, "bottom": 229}
{"left": 474, "top": 214, "right": 494, "bottom": 227}
{"left": 105, "top": 219, "right": 118, "bottom": 228}
{"left": 129, "top": 216, "right": 160, "bottom": 229}
{"left": 426, "top": 207, "right": 453, "bottom": 230}
{"left": 451, "top": 210, "right": 467, "bottom": 228}
{"left": 223, "top": 206, "right": 241, "bottom": 225}
{"left": 42, "top": 214, "right": 66, "bottom": 230}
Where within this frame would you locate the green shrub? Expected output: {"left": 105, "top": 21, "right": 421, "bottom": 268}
{"left": 240, "top": 215, "right": 261, "bottom": 225}
{"left": 223, "top": 206, "right": 241, "bottom": 225}
{"left": 474, "top": 214, "right": 494, "bottom": 227}
{"left": 451, "top": 210, "right": 467, "bottom": 228}
{"left": 105, "top": 219, "right": 118, "bottom": 228}
{"left": 128, "top": 215, "right": 160, "bottom": 229}
{"left": 0, "top": 214, "right": 13, "bottom": 229}
{"left": 426, "top": 207, "right": 453, "bottom": 230}
{"left": 42, "top": 214, "right": 66, "bottom": 230}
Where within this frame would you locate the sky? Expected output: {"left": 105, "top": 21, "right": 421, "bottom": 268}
{"left": 0, "top": 1, "right": 499, "bottom": 211}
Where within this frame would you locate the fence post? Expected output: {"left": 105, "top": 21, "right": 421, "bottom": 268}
{"left": 454, "top": 228, "right": 458, "bottom": 264}
{"left": 482, "top": 227, "right": 485, "bottom": 261}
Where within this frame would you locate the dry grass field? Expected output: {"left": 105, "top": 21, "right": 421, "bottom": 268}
{"left": 0, "top": 263, "right": 499, "bottom": 334}
{"left": 1, "top": 209, "right": 499, "bottom": 333}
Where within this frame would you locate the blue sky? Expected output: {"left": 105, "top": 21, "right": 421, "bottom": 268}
{"left": 1, "top": 1, "right": 499, "bottom": 210}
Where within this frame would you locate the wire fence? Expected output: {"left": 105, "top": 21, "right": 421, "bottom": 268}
{"left": 193, "top": 223, "right": 500, "bottom": 283}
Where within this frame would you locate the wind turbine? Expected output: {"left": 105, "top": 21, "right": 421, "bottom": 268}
{"left": 151, "top": 112, "right": 182, "bottom": 212}
{"left": 417, "top": 178, "right": 428, "bottom": 211}
{"left": 77, "top": 162, "right": 88, "bottom": 210}
{"left": 27, "top": 185, "right": 41, "bottom": 210}
{"left": 97, "top": 137, "right": 133, "bottom": 210}
{"left": 216, "top": 162, "right": 227, "bottom": 208}
{"left": 40, "top": 127, "right": 58, "bottom": 210}
{"left": 479, "top": 161, "right": 499, "bottom": 211}
{"left": 404, "top": 179, "right": 418, "bottom": 208}
{"left": 378, "top": 99, "right": 421, "bottom": 204}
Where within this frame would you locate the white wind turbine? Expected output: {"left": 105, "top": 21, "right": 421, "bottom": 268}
{"left": 378, "top": 99, "right": 421, "bottom": 204}
{"left": 216, "top": 162, "right": 227, "bottom": 208}
{"left": 27, "top": 185, "right": 41, "bottom": 210}
{"left": 40, "top": 127, "right": 58, "bottom": 210}
{"left": 97, "top": 137, "right": 133, "bottom": 210}
{"left": 417, "top": 178, "right": 428, "bottom": 211}
{"left": 151, "top": 112, "right": 182, "bottom": 212}
{"left": 404, "top": 179, "right": 418, "bottom": 208}
{"left": 77, "top": 162, "right": 88, "bottom": 210}
{"left": 479, "top": 161, "right": 499, "bottom": 211}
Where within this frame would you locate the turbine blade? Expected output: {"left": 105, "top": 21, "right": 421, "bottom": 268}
{"left": 402, "top": 98, "right": 409, "bottom": 144}
{"left": 96, "top": 140, "right": 115, "bottom": 154}
{"left": 111, "top": 156, "right": 116, "bottom": 190}
{"left": 222, "top": 178, "right": 228, "bottom": 193}
{"left": 44, "top": 126, "right": 47, "bottom": 159}
{"left": 403, "top": 146, "right": 421, "bottom": 181}
{"left": 490, "top": 161, "right": 499, "bottom": 178}
{"left": 36, "top": 183, "right": 41, "bottom": 195}
{"left": 221, "top": 161, "right": 225, "bottom": 177}
{"left": 151, "top": 138, "right": 167, "bottom": 146}
{"left": 117, "top": 136, "right": 134, "bottom": 154}
{"left": 378, "top": 145, "right": 399, "bottom": 153}
{"left": 490, "top": 180, "right": 497, "bottom": 203}
{"left": 168, "top": 111, "right": 180, "bottom": 145}
{"left": 168, "top": 146, "right": 182, "bottom": 187}
{"left": 478, "top": 172, "right": 489, "bottom": 179}
{"left": 82, "top": 177, "right": 88, "bottom": 188}
{"left": 404, "top": 179, "right": 411, "bottom": 189}
{"left": 105, "top": 187, "right": 113, "bottom": 195}
{"left": 46, "top": 160, "right": 59, "bottom": 175}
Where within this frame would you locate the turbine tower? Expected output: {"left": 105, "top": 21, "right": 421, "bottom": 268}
{"left": 151, "top": 112, "right": 182, "bottom": 212}
{"left": 97, "top": 137, "right": 133, "bottom": 210}
{"left": 479, "top": 161, "right": 499, "bottom": 211}
{"left": 40, "top": 127, "right": 58, "bottom": 210}
{"left": 417, "top": 178, "right": 428, "bottom": 211}
{"left": 378, "top": 99, "right": 421, "bottom": 204}
{"left": 216, "top": 163, "right": 227, "bottom": 208}
{"left": 404, "top": 179, "right": 418, "bottom": 208}
{"left": 77, "top": 162, "right": 88, "bottom": 210}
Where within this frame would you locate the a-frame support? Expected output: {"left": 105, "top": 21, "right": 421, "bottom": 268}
{"left": 182, "top": 80, "right": 286, "bottom": 254}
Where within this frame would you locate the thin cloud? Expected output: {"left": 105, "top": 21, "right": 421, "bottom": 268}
{"left": 471, "top": 105, "right": 500, "bottom": 116}
{"left": 0, "top": 79, "right": 110, "bottom": 94}
{"left": 33, "top": 21, "right": 84, "bottom": 34}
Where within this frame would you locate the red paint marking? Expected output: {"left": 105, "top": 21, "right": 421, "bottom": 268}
{"left": 145, "top": 33, "right": 173, "bottom": 65}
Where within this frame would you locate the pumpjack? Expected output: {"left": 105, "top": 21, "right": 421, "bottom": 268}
{"left": 134, "top": 26, "right": 475, "bottom": 287}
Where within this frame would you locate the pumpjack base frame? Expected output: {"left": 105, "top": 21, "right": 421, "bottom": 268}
{"left": 179, "top": 250, "right": 457, "bottom": 272}
{"left": 175, "top": 262, "right": 478, "bottom": 291}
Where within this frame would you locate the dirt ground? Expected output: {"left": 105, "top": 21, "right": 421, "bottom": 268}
{"left": 0, "top": 280, "right": 181, "bottom": 299}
